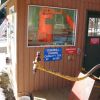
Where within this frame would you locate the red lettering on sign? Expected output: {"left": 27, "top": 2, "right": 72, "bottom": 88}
{"left": 90, "top": 38, "right": 99, "bottom": 45}
{"left": 65, "top": 47, "right": 77, "bottom": 54}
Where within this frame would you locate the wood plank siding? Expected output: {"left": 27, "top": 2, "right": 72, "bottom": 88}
{"left": 14, "top": 0, "right": 100, "bottom": 96}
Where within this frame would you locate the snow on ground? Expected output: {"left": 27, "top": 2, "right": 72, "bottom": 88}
{"left": 18, "top": 96, "right": 30, "bottom": 100}
{"left": 0, "top": 88, "right": 5, "bottom": 100}
{"left": 0, "top": 53, "right": 6, "bottom": 72}
{"left": 0, "top": 53, "right": 15, "bottom": 99}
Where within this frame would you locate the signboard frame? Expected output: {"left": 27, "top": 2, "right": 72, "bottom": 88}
{"left": 44, "top": 47, "right": 62, "bottom": 61}
{"left": 27, "top": 5, "right": 77, "bottom": 47}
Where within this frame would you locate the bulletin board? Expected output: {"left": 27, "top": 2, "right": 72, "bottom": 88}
{"left": 27, "top": 5, "right": 77, "bottom": 47}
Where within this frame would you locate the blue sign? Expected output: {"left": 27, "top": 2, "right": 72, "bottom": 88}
{"left": 44, "top": 47, "right": 62, "bottom": 61}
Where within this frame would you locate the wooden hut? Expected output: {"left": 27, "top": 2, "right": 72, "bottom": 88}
{"left": 6, "top": 0, "right": 100, "bottom": 98}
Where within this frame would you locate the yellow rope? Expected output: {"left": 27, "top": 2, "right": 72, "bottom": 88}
{"left": 35, "top": 63, "right": 100, "bottom": 88}
{"left": 36, "top": 63, "right": 90, "bottom": 81}
{"left": 94, "top": 85, "right": 100, "bottom": 88}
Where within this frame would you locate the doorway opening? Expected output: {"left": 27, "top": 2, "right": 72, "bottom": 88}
{"left": 83, "top": 11, "right": 100, "bottom": 78}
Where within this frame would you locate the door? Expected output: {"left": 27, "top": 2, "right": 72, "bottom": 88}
{"left": 83, "top": 11, "right": 100, "bottom": 77}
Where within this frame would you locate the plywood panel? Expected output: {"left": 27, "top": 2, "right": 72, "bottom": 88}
{"left": 24, "top": 2, "right": 30, "bottom": 94}
{"left": 29, "top": 48, "right": 36, "bottom": 92}
{"left": 76, "top": 2, "right": 85, "bottom": 73}
{"left": 17, "top": 0, "right": 25, "bottom": 94}
{"left": 16, "top": 0, "right": 100, "bottom": 96}
{"left": 54, "top": 60, "right": 60, "bottom": 89}
{"left": 48, "top": 61, "right": 55, "bottom": 89}
{"left": 43, "top": 49, "right": 48, "bottom": 90}
{"left": 36, "top": 47, "right": 45, "bottom": 90}
{"left": 57, "top": 61, "right": 64, "bottom": 88}
{"left": 24, "top": 48, "right": 30, "bottom": 94}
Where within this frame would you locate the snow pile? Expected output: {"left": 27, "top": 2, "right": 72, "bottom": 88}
{"left": 0, "top": 72, "right": 15, "bottom": 99}
{"left": 18, "top": 96, "right": 30, "bottom": 100}
{"left": 0, "top": 53, "right": 6, "bottom": 72}
{"left": 0, "top": 88, "right": 5, "bottom": 100}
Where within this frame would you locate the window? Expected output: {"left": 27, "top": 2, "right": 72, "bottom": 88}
{"left": 27, "top": 5, "right": 77, "bottom": 47}
{"left": 88, "top": 18, "right": 100, "bottom": 36}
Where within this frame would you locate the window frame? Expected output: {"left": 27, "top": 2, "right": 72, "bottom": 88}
{"left": 27, "top": 5, "right": 78, "bottom": 47}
